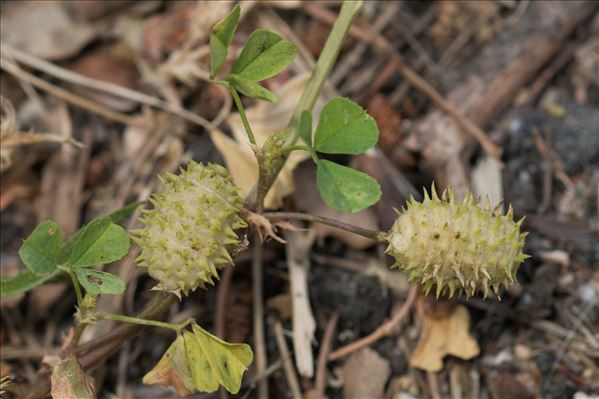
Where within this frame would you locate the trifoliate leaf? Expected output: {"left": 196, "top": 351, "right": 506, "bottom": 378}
{"left": 314, "top": 97, "right": 379, "bottom": 154}
{"left": 68, "top": 217, "right": 130, "bottom": 268}
{"left": 74, "top": 269, "right": 125, "bottom": 295}
{"left": 210, "top": 4, "right": 240, "bottom": 78}
{"left": 316, "top": 160, "right": 381, "bottom": 213}
{"left": 143, "top": 323, "right": 253, "bottom": 395}
{"left": 18, "top": 220, "right": 62, "bottom": 275}
{"left": 230, "top": 29, "right": 296, "bottom": 81}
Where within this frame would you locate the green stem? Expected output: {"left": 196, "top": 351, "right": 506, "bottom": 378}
{"left": 262, "top": 211, "right": 384, "bottom": 242}
{"left": 251, "top": 0, "right": 363, "bottom": 208}
{"left": 285, "top": 1, "right": 363, "bottom": 145}
{"left": 68, "top": 270, "right": 83, "bottom": 306}
{"left": 99, "top": 313, "right": 190, "bottom": 332}
{"left": 230, "top": 86, "right": 256, "bottom": 145}
{"left": 278, "top": 145, "right": 310, "bottom": 155}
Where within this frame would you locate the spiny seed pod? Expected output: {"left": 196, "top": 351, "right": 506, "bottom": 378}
{"left": 132, "top": 161, "right": 247, "bottom": 297}
{"left": 384, "top": 186, "right": 529, "bottom": 298}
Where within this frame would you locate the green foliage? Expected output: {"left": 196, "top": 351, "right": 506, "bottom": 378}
{"left": 68, "top": 217, "right": 130, "bottom": 268}
{"left": 2, "top": 202, "right": 140, "bottom": 299}
{"left": 230, "top": 29, "right": 297, "bottom": 81}
{"left": 226, "top": 75, "right": 277, "bottom": 103}
{"left": 0, "top": 270, "right": 60, "bottom": 299}
{"left": 18, "top": 220, "right": 62, "bottom": 275}
{"left": 299, "top": 97, "right": 381, "bottom": 213}
{"left": 144, "top": 323, "right": 253, "bottom": 395}
{"left": 209, "top": 5, "right": 240, "bottom": 78}
{"left": 75, "top": 268, "right": 125, "bottom": 295}
{"left": 209, "top": 10, "right": 296, "bottom": 103}
{"left": 314, "top": 97, "right": 378, "bottom": 154}
{"left": 316, "top": 160, "right": 381, "bottom": 213}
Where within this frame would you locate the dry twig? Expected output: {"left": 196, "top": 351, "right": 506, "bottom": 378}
{"left": 328, "top": 287, "right": 418, "bottom": 361}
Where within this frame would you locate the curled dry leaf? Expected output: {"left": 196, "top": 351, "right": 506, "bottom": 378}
{"left": 410, "top": 298, "right": 480, "bottom": 372}
{"left": 211, "top": 73, "right": 322, "bottom": 209}
{"left": 50, "top": 355, "right": 95, "bottom": 399}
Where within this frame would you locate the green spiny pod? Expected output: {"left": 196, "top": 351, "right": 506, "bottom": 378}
{"left": 384, "top": 186, "right": 529, "bottom": 298}
{"left": 132, "top": 161, "right": 247, "bottom": 296}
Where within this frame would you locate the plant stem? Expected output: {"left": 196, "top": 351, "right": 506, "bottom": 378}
{"left": 251, "top": 0, "right": 363, "bottom": 208}
{"left": 230, "top": 86, "right": 256, "bottom": 145}
{"left": 284, "top": 1, "right": 363, "bottom": 146}
{"left": 68, "top": 270, "right": 83, "bottom": 306}
{"left": 262, "top": 211, "right": 384, "bottom": 242}
{"left": 99, "top": 313, "right": 189, "bottom": 332}
{"left": 279, "top": 145, "right": 309, "bottom": 154}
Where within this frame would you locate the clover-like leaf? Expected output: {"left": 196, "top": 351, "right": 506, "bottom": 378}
{"left": 74, "top": 268, "right": 125, "bottom": 295}
{"left": 68, "top": 217, "right": 130, "bottom": 268}
{"left": 230, "top": 29, "right": 296, "bottom": 82}
{"left": 143, "top": 323, "right": 253, "bottom": 395}
{"left": 210, "top": 4, "right": 241, "bottom": 78}
{"left": 59, "top": 201, "right": 142, "bottom": 264}
{"left": 316, "top": 159, "right": 381, "bottom": 213}
{"left": 314, "top": 97, "right": 379, "bottom": 154}
{"left": 18, "top": 220, "right": 62, "bottom": 275}
{"left": 0, "top": 270, "right": 61, "bottom": 299}
{"left": 227, "top": 74, "right": 277, "bottom": 102}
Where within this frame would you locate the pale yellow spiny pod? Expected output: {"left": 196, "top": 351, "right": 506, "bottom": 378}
{"left": 384, "top": 185, "right": 529, "bottom": 298}
{"left": 132, "top": 161, "right": 247, "bottom": 297}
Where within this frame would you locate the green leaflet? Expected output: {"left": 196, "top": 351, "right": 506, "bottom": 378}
{"left": 68, "top": 217, "right": 130, "bottom": 268}
{"left": 209, "top": 4, "right": 241, "bottom": 78}
{"left": 316, "top": 159, "right": 381, "bottom": 213}
{"left": 74, "top": 269, "right": 125, "bottom": 295}
{"left": 18, "top": 220, "right": 62, "bottom": 275}
{"left": 314, "top": 97, "right": 378, "bottom": 154}
{"left": 230, "top": 29, "right": 296, "bottom": 82}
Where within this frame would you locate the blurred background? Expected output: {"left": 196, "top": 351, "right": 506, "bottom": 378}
{"left": 0, "top": 1, "right": 598, "bottom": 398}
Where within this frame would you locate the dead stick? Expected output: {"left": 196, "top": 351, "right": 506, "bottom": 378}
{"left": 1, "top": 59, "right": 138, "bottom": 126}
{"left": 327, "top": 287, "right": 417, "bottom": 362}
{"left": 315, "top": 311, "right": 340, "bottom": 398}
{"left": 273, "top": 321, "right": 303, "bottom": 399}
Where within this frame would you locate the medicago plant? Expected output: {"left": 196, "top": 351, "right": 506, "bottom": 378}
{"left": 0, "top": 2, "right": 527, "bottom": 397}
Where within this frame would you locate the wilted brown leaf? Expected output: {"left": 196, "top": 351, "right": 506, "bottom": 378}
{"left": 410, "top": 299, "right": 480, "bottom": 372}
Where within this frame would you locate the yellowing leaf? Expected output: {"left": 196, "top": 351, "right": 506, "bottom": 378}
{"left": 211, "top": 73, "right": 325, "bottom": 209}
{"left": 50, "top": 355, "right": 95, "bottom": 399}
{"left": 142, "top": 334, "right": 195, "bottom": 396}
{"left": 409, "top": 302, "right": 479, "bottom": 372}
{"left": 186, "top": 324, "right": 253, "bottom": 394}
{"left": 143, "top": 323, "right": 253, "bottom": 395}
